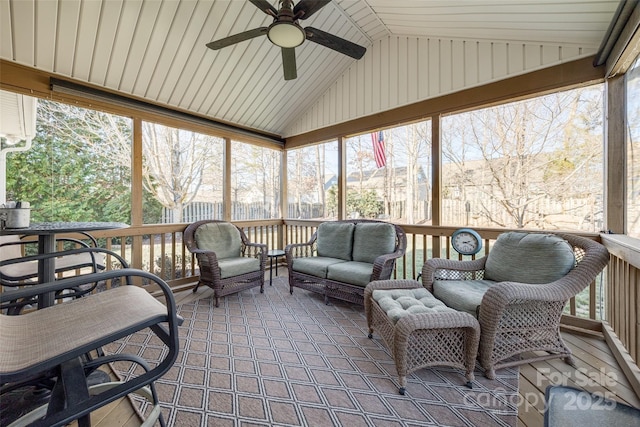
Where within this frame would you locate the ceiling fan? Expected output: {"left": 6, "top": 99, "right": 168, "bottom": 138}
{"left": 206, "top": 0, "right": 366, "bottom": 81}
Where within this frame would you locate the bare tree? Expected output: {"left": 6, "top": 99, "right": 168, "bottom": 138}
{"left": 39, "top": 101, "right": 221, "bottom": 222}
{"left": 385, "top": 122, "right": 431, "bottom": 223}
{"left": 315, "top": 144, "right": 326, "bottom": 217}
{"left": 401, "top": 122, "right": 431, "bottom": 223}
{"left": 142, "top": 123, "right": 219, "bottom": 222}
{"left": 348, "top": 134, "right": 376, "bottom": 192}
{"left": 442, "top": 88, "right": 603, "bottom": 229}
{"left": 626, "top": 64, "right": 640, "bottom": 237}
{"left": 232, "top": 143, "right": 280, "bottom": 219}
{"left": 39, "top": 101, "right": 131, "bottom": 170}
{"left": 288, "top": 147, "right": 318, "bottom": 218}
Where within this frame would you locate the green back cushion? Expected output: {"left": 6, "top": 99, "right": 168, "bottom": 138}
{"left": 194, "top": 222, "right": 242, "bottom": 259}
{"left": 485, "top": 232, "right": 575, "bottom": 283}
{"left": 316, "top": 222, "right": 354, "bottom": 261}
{"left": 352, "top": 222, "right": 396, "bottom": 263}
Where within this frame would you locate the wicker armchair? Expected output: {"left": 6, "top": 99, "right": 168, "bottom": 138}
{"left": 422, "top": 232, "right": 609, "bottom": 379}
{"left": 184, "top": 220, "right": 267, "bottom": 307}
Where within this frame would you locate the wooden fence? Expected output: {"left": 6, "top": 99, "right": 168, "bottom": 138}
{"left": 162, "top": 196, "right": 602, "bottom": 234}
{"left": 162, "top": 202, "right": 279, "bottom": 222}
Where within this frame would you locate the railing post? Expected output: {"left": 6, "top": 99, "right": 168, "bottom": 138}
{"left": 131, "top": 235, "right": 143, "bottom": 271}
{"left": 277, "top": 222, "right": 285, "bottom": 251}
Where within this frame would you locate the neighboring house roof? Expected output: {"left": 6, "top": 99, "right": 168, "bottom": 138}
{"left": 343, "top": 165, "right": 429, "bottom": 202}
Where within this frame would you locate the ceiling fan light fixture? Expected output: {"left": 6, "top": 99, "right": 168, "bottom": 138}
{"left": 268, "top": 22, "right": 305, "bottom": 48}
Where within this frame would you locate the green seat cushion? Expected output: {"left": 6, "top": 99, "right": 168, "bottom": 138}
{"left": 195, "top": 222, "right": 241, "bottom": 259}
{"left": 352, "top": 222, "right": 396, "bottom": 263}
{"left": 373, "top": 287, "right": 455, "bottom": 324}
{"left": 218, "top": 257, "right": 260, "bottom": 279}
{"left": 316, "top": 222, "right": 355, "bottom": 261}
{"left": 485, "top": 232, "right": 575, "bottom": 283}
{"left": 432, "top": 279, "right": 496, "bottom": 317}
{"left": 292, "top": 257, "right": 347, "bottom": 278}
{"left": 326, "top": 261, "right": 374, "bottom": 287}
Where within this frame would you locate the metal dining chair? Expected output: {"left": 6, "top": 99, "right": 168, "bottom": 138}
{"left": 0, "top": 233, "right": 106, "bottom": 283}
{"left": 0, "top": 235, "right": 123, "bottom": 314}
{"left": 0, "top": 269, "right": 181, "bottom": 427}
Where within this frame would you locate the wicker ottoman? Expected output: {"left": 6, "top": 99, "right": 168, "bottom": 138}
{"left": 364, "top": 279, "right": 480, "bottom": 395}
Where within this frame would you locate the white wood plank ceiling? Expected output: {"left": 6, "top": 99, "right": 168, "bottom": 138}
{"left": 0, "top": 0, "right": 621, "bottom": 139}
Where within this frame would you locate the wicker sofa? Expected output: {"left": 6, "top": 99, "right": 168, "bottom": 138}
{"left": 421, "top": 231, "right": 610, "bottom": 379}
{"left": 285, "top": 219, "right": 406, "bottom": 305}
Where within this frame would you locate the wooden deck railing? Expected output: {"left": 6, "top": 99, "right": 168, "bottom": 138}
{"left": 601, "top": 234, "right": 640, "bottom": 364}
{"left": 23, "top": 219, "right": 636, "bottom": 366}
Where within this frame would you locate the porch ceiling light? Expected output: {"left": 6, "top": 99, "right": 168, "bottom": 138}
{"left": 267, "top": 22, "right": 305, "bottom": 48}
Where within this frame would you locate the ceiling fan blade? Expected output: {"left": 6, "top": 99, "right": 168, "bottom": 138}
{"left": 249, "top": 0, "right": 278, "bottom": 17}
{"left": 282, "top": 48, "right": 297, "bottom": 80}
{"left": 304, "top": 27, "right": 366, "bottom": 59}
{"left": 206, "top": 27, "right": 268, "bottom": 50}
{"left": 293, "top": 0, "right": 331, "bottom": 20}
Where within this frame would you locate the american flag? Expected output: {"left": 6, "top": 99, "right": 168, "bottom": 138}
{"left": 371, "top": 130, "right": 386, "bottom": 168}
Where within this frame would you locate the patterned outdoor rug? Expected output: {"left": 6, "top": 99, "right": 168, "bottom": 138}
{"left": 105, "top": 277, "right": 519, "bottom": 426}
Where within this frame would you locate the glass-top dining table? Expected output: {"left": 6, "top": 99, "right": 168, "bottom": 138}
{"left": 0, "top": 221, "right": 128, "bottom": 308}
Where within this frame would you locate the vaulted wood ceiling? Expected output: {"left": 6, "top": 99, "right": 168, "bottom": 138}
{"left": 0, "top": 0, "right": 621, "bottom": 139}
